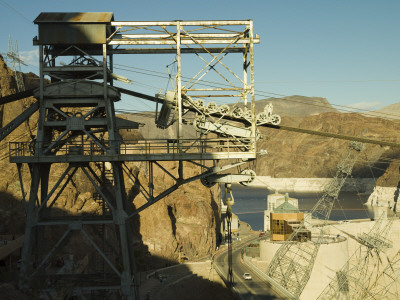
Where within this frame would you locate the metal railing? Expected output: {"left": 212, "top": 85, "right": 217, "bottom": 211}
{"left": 9, "top": 138, "right": 255, "bottom": 158}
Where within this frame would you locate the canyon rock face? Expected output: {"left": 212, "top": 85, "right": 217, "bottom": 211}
{"left": 0, "top": 55, "right": 41, "bottom": 236}
{"left": 253, "top": 95, "right": 337, "bottom": 118}
{"left": 366, "top": 160, "right": 400, "bottom": 209}
{"left": 125, "top": 160, "right": 220, "bottom": 269}
{"left": 256, "top": 112, "right": 400, "bottom": 178}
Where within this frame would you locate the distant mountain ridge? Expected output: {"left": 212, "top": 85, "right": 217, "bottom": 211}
{"left": 254, "top": 95, "right": 337, "bottom": 118}
{"left": 367, "top": 102, "right": 400, "bottom": 120}
{"left": 119, "top": 95, "right": 338, "bottom": 139}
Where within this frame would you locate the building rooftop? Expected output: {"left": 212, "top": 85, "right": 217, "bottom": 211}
{"left": 34, "top": 12, "right": 114, "bottom": 23}
{"left": 273, "top": 193, "right": 300, "bottom": 213}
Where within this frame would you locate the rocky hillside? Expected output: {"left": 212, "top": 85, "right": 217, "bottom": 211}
{"left": 125, "top": 159, "right": 220, "bottom": 268}
{"left": 253, "top": 95, "right": 337, "bottom": 117}
{"left": 256, "top": 112, "right": 400, "bottom": 178}
{"left": 0, "top": 55, "right": 40, "bottom": 202}
{"left": 369, "top": 102, "right": 400, "bottom": 120}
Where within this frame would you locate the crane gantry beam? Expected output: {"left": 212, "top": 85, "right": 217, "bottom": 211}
{"left": 11, "top": 13, "right": 264, "bottom": 299}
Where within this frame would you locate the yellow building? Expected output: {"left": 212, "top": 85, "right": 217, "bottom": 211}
{"left": 270, "top": 194, "right": 306, "bottom": 241}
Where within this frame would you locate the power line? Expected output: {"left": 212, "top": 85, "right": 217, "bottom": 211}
{"left": 113, "top": 63, "right": 400, "bottom": 120}
{"left": 2, "top": 57, "right": 394, "bottom": 120}
{"left": 255, "top": 79, "right": 400, "bottom": 84}
{"left": 0, "top": 0, "right": 31, "bottom": 24}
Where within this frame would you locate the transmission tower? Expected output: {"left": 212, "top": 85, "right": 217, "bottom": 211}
{"left": 6, "top": 35, "right": 26, "bottom": 92}
{"left": 266, "top": 140, "right": 365, "bottom": 298}
{"left": 362, "top": 248, "right": 400, "bottom": 300}
{"left": 317, "top": 212, "right": 395, "bottom": 300}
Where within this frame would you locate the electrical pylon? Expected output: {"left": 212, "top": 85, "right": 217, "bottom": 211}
{"left": 6, "top": 35, "right": 26, "bottom": 92}
{"left": 266, "top": 140, "right": 365, "bottom": 298}
{"left": 317, "top": 212, "right": 395, "bottom": 300}
{"left": 362, "top": 248, "right": 400, "bottom": 300}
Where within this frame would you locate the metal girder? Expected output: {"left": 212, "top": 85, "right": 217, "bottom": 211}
{"left": 106, "top": 19, "right": 259, "bottom": 151}
{"left": 360, "top": 249, "right": 400, "bottom": 300}
{"left": 111, "top": 20, "right": 255, "bottom": 26}
{"left": 124, "top": 159, "right": 254, "bottom": 219}
{"left": 43, "top": 47, "right": 248, "bottom": 56}
{"left": 0, "top": 101, "right": 39, "bottom": 142}
{"left": 0, "top": 88, "right": 35, "bottom": 105}
{"left": 18, "top": 162, "right": 137, "bottom": 299}
{"left": 10, "top": 151, "right": 257, "bottom": 163}
{"left": 196, "top": 174, "right": 252, "bottom": 183}
{"left": 42, "top": 66, "right": 103, "bottom": 72}
{"left": 117, "top": 33, "right": 247, "bottom": 38}
{"left": 50, "top": 86, "right": 400, "bottom": 149}
{"left": 109, "top": 38, "right": 259, "bottom": 45}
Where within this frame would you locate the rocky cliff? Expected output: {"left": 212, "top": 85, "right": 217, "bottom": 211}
{"left": 124, "top": 160, "right": 220, "bottom": 268}
{"left": 253, "top": 95, "right": 337, "bottom": 118}
{"left": 256, "top": 112, "right": 400, "bottom": 178}
{"left": 0, "top": 55, "right": 40, "bottom": 236}
{"left": 366, "top": 160, "right": 400, "bottom": 209}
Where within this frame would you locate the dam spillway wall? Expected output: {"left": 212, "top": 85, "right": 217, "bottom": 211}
{"left": 367, "top": 186, "right": 399, "bottom": 209}
{"left": 249, "top": 177, "right": 376, "bottom": 193}
{"left": 257, "top": 218, "right": 400, "bottom": 299}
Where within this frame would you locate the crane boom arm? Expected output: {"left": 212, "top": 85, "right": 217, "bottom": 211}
{"left": 2, "top": 86, "right": 400, "bottom": 148}
{"left": 0, "top": 101, "right": 39, "bottom": 142}
{"left": 117, "top": 87, "right": 400, "bottom": 148}
{"left": 0, "top": 88, "right": 35, "bottom": 105}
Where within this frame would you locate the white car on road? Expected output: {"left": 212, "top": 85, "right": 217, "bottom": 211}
{"left": 243, "top": 273, "right": 252, "bottom": 280}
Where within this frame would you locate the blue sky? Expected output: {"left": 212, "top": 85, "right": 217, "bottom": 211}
{"left": 0, "top": 0, "right": 399, "bottom": 113}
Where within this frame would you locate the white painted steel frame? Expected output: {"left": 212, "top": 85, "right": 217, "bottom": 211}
{"left": 107, "top": 20, "right": 259, "bottom": 153}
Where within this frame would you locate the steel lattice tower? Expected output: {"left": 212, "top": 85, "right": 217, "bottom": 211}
{"left": 6, "top": 35, "right": 26, "bottom": 92}
{"left": 317, "top": 213, "right": 396, "bottom": 300}
{"left": 11, "top": 13, "right": 265, "bottom": 299}
{"left": 362, "top": 248, "right": 400, "bottom": 300}
{"left": 266, "top": 141, "right": 365, "bottom": 298}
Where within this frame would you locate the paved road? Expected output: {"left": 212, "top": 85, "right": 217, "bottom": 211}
{"left": 214, "top": 235, "right": 282, "bottom": 300}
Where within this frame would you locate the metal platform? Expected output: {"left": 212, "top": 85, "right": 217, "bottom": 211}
{"left": 10, "top": 138, "right": 257, "bottom": 163}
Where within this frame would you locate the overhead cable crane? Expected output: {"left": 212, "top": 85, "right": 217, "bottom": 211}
{"left": 1, "top": 12, "right": 268, "bottom": 299}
